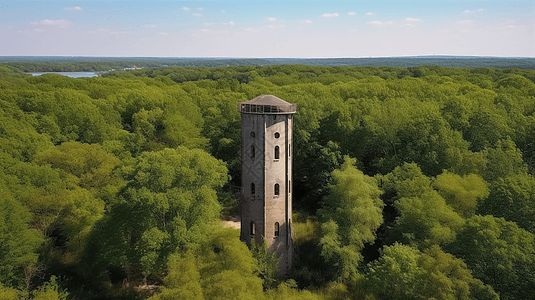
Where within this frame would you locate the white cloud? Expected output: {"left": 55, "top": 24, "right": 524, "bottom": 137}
{"left": 299, "top": 20, "right": 313, "bottom": 24}
{"left": 457, "top": 19, "right": 474, "bottom": 26}
{"left": 366, "top": 20, "right": 394, "bottom": 26}
{"left": 158, "top": 31, "right": 169, "bottom": 36}
{"left": 193, "top": 13, "right": 202, "bottom": 17}
{"left": 65, "top": 6, "right": 82, "bottom": 11}
{"left": 463, "top": 10, "right": 471, "bottom": 14}
{"left": 267, "top": 17, "right": 277, "bottom": 22}
{"left": 321, "top": 13, "right": 339, "bottom": 18}
{"left": 34, "top": 28, "right": 44, "bottom": 32}
{"left": 223, "top": 21, "right": 235, "bottom": 25}
{"left": 30, "top": 19, "right": 72, "bottom": 27}
{"left": 243, "top": 28, "right": 258, "bottom": 33}
{"left": 478, "top": 8, "right": 484, "bottom": 12}
{"left": 366, "top": 12, "right": 373, "bottom": 16}
{"left": 182, "top": 7, "right": 190, "bottom": 11}
{"left": 198, "top": 8, "right": 203, "bottom": 11}
{"left": 405, "top": 18, "right": 422, "bottom": 27}
{"left": 348, "top": 12, "right": 356, "bottom": 16}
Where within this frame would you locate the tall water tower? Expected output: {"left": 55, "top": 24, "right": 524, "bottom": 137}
{"left": 238, "top": 95, "right": 296, "bottom": 275}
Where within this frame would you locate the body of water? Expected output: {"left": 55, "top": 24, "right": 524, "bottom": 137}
{"left": 29, "top": 72, "right": 99, "bottom": 78}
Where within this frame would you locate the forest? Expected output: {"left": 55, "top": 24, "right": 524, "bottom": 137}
{"left": 2, "top": 56, "right": 535, "bottom": 72}
{"left": 1, "top": 62, "right": 535, "bottom": 300}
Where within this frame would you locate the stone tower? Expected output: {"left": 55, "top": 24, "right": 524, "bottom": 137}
{"left": 238, "top": 95, "right": 296, "bottom": 275}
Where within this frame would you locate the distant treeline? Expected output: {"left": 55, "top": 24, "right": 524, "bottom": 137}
{"left": 1, "top": 56, "right": 534, "bottom": 72}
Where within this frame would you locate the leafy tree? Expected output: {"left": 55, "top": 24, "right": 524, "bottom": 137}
{"left": 251, "top": 240, "right": 280, "bottom": 290}
{"left": 433, "top": 171, "right": 489, "bottom": 218}
{"left": 478, "top": 173, "right": 535, "bottom": 234}
{"left": 32, "top": 276, "right": 68, "bottom": 300}
{"left": 150, "top": 227, "right": 265, "bottom": 300}
{"left": 318, "top": 157, "right": 384, "bottom": 281}
{"left": 148, "top": 252, "right": 204, "bottom": 300}
{"left": 446, "top": 215, "right": 535, "bottom": 300}
{"left": 0, "top": 186, "right": 42, "bottom": 288}
{"left": 383, "top": 164, "right": 464, "bottom": 249}
{"left": 265, "top": 280, "right": 322, "bottom": 300}
{"left": 34, "top": 141, "right": 121, "bottom": 194}
{"left": 85, "top": 147, "right": 227, "bottom": 280}
{"left": 366, "top": 243, "right": 498, "bottom": 300}
{"left": 483, "top": 138, "right": 527, "bottom": 182}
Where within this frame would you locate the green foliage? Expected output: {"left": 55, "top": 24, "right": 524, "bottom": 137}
{"left": 265, "top": 280, "right": 323, "bottom": 300}
{"left": 32, "top": 276, "right": 68, "bottom": 300}
{"left": 318, "top": 157, "right": 384, "bottom": 281}
{"left": 86, "top": 147, "right": 227, "bottom": 279}
{"left": 251, "top": 240, "right": 280, "bottom": 290}
{"left": 150, "top": 227, "right": 264, "bottom": 300}
{"left": 446, "top": 215, "right": 535, "bottom": 300}
{"left": 483, "top": 138, "right": 527, "bottom": 182}
{"left": 366, "top": 243, "right": 498, "bottom": 300}
{"left": 0, "top": 187, "right": 42, "bottom": 288}
{"left": 383, "top": 164, "right": 464, "bottom": 248}
{"left": 34, "top": 141, "right": 121, "bottom": 194}
{"left": 478, "top": 173, "right": 535, "bottom": 234}
{"left": 2, "top": 64, "right": 535, "bottom": 298}
{"left": 433, "top": 171, "right": 489, "bottom": 218}
{"left": 150, "top": 252, "right": 203, "bottom": 300}
{"left": 0, "top": 284, "right": 21, "bottom": 300}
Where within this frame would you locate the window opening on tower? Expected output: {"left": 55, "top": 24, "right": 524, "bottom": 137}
{"left": 250, "top": 221, "right": 256, "bottom": 236}
{"left": 251, "top": 145, "right": 255, "bottom": 159}
{"left": 275, "top": 222, "right": 280, "bottom": 237}
{"left": 275, "top": 146, "right": 280, "bottom": 160}
{"left": 251, "top": 183, "right": 255, "bottom": 195}
{"left": 274, "top": 183, "right": 280, "bottom": 196}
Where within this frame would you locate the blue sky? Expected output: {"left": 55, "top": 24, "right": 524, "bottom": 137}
{"left": 0, "top": 0, "right": 533, "bottom": 57}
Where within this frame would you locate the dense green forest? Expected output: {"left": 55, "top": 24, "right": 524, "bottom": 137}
{"left": 1, "top": 63, "right": 535, "bottom": 299}
{"left": 2, "top": 56, "right": 535, "bottom": 72}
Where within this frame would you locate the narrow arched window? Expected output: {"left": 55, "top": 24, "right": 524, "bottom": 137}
{"left": 274, "top": 183, "right": 280, "bottom": 196}
{"left": 250, "top": 221, "right": 255, "bottom": 236}
{"left": 251, "top": 183, "right": 255, "bottom": 195}
{"left": 274, "top": 222, "right": 280, "bottom": 237}
{"left": 251, "top": 145, "right": 255, "bottom": 159}
{"left": 274, "top": 146, "right": 280, "bottom": 160}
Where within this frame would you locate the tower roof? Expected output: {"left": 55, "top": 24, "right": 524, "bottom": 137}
{"left": 238, "top": 95, "right": 297, "bottom": 114}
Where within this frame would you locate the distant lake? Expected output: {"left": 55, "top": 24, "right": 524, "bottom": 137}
{"left": 29, "top": 72, "right": 99, "bottom": 78}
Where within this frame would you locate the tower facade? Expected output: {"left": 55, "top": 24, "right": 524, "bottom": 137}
{"left": 239, "top": 95, "right": 296, "bottom": 275}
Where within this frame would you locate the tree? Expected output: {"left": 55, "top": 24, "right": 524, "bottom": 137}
{"left": 366, "top": 243, "right": 498, "bottom": 300}
{"left": 85, "top": 147, "right": 227, "bottom": 280}
{"left": 318, "top": 157, "right": 384, "bottom": 281}
{"left": 478, "top": 173, "right": 535, "bottom": 234}
{"left": 383, "top": 164, "right": 464, "bottom": 249}
{"left": 0, "top": 186, "right": 42, "bottom": 288}
{"left": 34, "top": 141, "right": 121, "bottom": 194}
{"left": 483, "top": 139, "right": 526, "bottom": 182}
{"left": 251, "top": 240, "right": 280, "bottom": 290}
{"left": 149, "top": 227, "right": 265, "bottom": 300}
{"left": 446, "top": 215, "right": 535, "bottom": 300}
{"left": 433, "top": 171, "right": 489, "bottom": 218}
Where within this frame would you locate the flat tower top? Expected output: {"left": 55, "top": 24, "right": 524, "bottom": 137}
{"left": 239, "top": 95, "right": 297, "bottom": 114}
